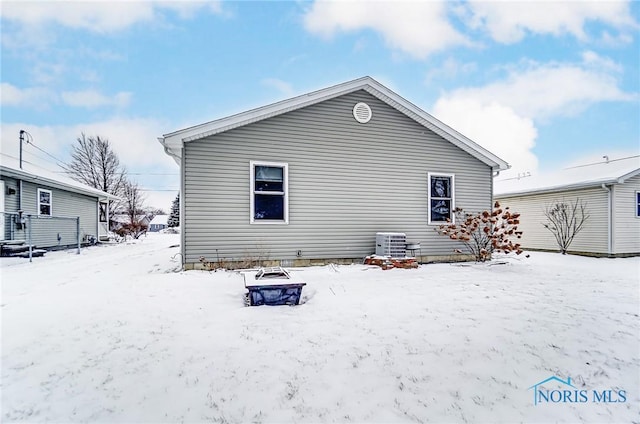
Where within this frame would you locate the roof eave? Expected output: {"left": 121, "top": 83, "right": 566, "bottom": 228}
{"left": 495, "top": 179, "right": 620, "bottom": 198}
{"left": 159, "top": 76, "right": 510, "bottom": 170}
{"left": 0, "top": 165, "right": 119, "bottom": 201}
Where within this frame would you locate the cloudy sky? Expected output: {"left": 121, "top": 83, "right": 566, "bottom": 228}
{"left": 2, "top": 0, "right": 638, "bottom": 210}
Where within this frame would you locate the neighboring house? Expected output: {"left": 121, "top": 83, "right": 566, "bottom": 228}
{"left": 110, "top": 214, "right": 150, "bottom": 231}
{"left": 159, "top": 76, "right": 509, "bottom": 269}
{"left": 149, "top": 214, "right": 168, "bottom": 232}
{"left": 495, "top": 156, "right": 640, "bottom": 257}
{"left": 1, "top": 157, "right": 118, "bottom": 248}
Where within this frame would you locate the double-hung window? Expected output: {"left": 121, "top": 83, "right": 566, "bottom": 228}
{"left": 38, "top": 188, "right": 52, "bottom": 216}
{"left": 250, "top": 161, "right": 288, "bottom": 224}
{"left": 428, "top": 173, "right": 454, "bottom": 224}
{"left": 636, "top": 191, "right": 640, "bottom": 218}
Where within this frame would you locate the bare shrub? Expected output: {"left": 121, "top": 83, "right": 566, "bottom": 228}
{"left": 543, "top": 199, "right": 589, "bottom": 254}
{"left": 435, "top": 201, "right": 524, "bottom": 262}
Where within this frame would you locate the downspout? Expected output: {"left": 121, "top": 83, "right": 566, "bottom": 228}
{"left": 180, "top": 147, "right": 186, "bottom": 268}
{"left": 601, "top": 184, "right": 612, "bottom": 256}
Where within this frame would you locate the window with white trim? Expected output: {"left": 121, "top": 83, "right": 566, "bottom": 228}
{"left": 250, "top": 161, "right": 288, "bottom": 223}
{"left": 38, "top": 188, "right": 52, "bottom": 216}
{"left": 636, "top": 191, "right": 640, "bottom": 218}
{"left": 428, "top": 173, "right": 454, "bottom": 224}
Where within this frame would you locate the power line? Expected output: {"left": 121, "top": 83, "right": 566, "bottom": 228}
{"left": 563, "top": 154, "right": 640, "bottom": 170}
{"left": 28, "top": 141, "right": 67, "bottom": 167}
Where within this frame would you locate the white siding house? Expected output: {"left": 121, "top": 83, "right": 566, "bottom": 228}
{"left": 495, "top": 156, "right": 640, "bottom": 257}
{"left": 159, "top": 76, "right": 509, "bottom": 269}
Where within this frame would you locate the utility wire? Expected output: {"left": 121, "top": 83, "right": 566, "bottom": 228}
{"left": 563, "top": 154, "right": 640, "bottom": 170}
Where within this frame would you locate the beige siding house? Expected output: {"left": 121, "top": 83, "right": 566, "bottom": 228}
{"left": 495, "top": 156, "right": 640, "bottom": 257}
{"left": 159, "top": 77, "right": 509, "bottom": 269}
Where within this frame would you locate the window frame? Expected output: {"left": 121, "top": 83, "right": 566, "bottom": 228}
{"left": 250, "top": 160, "right": 289, "bottom": 224}
{"left": 636, "top": 191, "right": 640, "bottom": 218}
{"left": 427, "top": 172, "right": 455, "bottom": 225}
{"left": 37, "top": 188, "right": 53, "bottom": 217}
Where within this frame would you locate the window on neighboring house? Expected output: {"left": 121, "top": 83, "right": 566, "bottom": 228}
{"left": 636, "top": 191, "right": 640, "bottom": 218}
{"left": 250, "top": 161, "right": 288, "bottom": 223}
{"left": 38, "top": 188, "right": 52, "bottom": 216}
{"left": 428, "top": 173, "right": 454, "bottom": 224}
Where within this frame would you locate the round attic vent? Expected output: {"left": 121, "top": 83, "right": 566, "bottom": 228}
{"left": 353, "top": 102, "right": 372, "bottom": 123}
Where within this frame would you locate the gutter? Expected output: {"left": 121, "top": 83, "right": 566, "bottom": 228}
{"left": 601, "top": 184, "right": 612, "bottom": 256}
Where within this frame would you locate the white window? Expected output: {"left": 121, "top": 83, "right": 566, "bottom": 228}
{"left": 428, "top": 173, "right": 454, "bottom": 224}
{"left": 38, "top": 188, "right": 52, "bottom": 216}
{"left": 636, "top": 191, "right": 640, "bottom": 218}
{"left": 250, "top": 161, "right": 288, "bottom": 224}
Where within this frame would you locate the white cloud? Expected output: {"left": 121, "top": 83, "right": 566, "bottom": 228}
{"left": 61, "top": 90, "right": 132, "bottom": 109}
{"left": 441, "top": 57, "right": 635, "bottom": 120}
{"left": 303, "top": 0, "right": 471, "bottom": 59}
{"left": 0, "top": 83, "right": 55, "bottom": 109}
{"left": 0, "top": 118, "right": 179, "bottom": 209}
{"left": 2, "top": 84, "right": 133, "bottom": 110}
{"left": 432, "top": 98, "right": 538, "bottom": 176}
{"left": 0, "top": 0, "right": 225, "bottom": 33}
{"left": 425, "top": 58, "right": 477, "bottom": 83}
{"left": 581, "top": 50, "right": 623, "bottom": 73}
{"left": 261, "top": 78, "right": 295, "bottom": 97}
{"left": 430, "top": 54, "right": 637, "bottom": 177}
{"left": 463, "top": 0, "right": 638, "bottom": 43}
{"left": 599, "top": 30, "right": 634, "bottom": 47}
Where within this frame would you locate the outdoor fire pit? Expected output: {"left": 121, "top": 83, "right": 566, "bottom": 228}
{"left": 243, "top": 267, "right": 306, "bottom": 306}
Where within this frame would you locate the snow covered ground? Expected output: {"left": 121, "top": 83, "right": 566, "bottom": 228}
{"left": 2, "top": 233, "right": 639, "bottom": 423}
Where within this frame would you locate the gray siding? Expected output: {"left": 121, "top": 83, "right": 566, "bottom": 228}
{"left": 496, "top": 187, "right": 609, "bottom": 254}
{"left": 1, "top": 177, "right": 20, "bottom": 239}
{"left": 612, "top": 174, "right": 640, "bottom": 254}
{"left": 183, "top": 91, "right": 493, "bottom": 264}
{"left": 3, "top": 178, "right": 98, "bottom": 248}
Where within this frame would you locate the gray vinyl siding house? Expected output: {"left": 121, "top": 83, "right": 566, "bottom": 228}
{"left": 1, "top": 160, "right": 117, "bottom": 249}
{"left": 495, "top": 157, "right": 640, "bottom": 257}
{"left": 159, "top": 77, "right": 509, "bottom": 269}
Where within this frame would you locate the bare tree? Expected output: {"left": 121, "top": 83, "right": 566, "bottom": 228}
{"left": 543, "top": 199, "right": 589, "bottom": 254}
{"left": 120, "top": 180, "right": 147, "bottom": 239}
{"left": 65, "top": 133, "right": 127, "bottom": 217}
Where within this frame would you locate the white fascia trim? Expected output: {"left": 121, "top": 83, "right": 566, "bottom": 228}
{"left": 494, "top": 179, "right": 625, "bottom": 198}
{"left": 1, "top": 166, "right": 119, "bottom": 201}
{"left": 160, "top": 76, "right": 510, "bottom": 171}
{"left": 617, "top": 167, "right": 640, "bottom": 184}
{"left": 361, "top": 84, "right": 509, "bottom": 172}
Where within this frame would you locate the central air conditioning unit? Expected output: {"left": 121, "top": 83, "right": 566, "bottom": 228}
{"left": 375, "top": 232, "right": 406, "bottom": 257}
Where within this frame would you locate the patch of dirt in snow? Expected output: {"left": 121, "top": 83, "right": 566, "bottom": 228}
{"left": 2, "top": 245, "right": 639, "bottom": 423}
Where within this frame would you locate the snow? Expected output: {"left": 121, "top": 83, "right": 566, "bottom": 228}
{"left": 495, "top": 155, "right": 640, "bottom": 196}
{"left": 2, "top": 233, "right": 639, "bottom": 423}
{"left": 149, "top": 214, "right": 169, "bottom": 226}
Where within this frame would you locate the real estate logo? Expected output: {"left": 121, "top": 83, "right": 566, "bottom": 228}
{"left": 528, "top": 376, "right": 626, "bottom": 406}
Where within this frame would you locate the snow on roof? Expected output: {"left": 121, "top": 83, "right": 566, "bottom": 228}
{"left": 150, "top": 215, "right": 168, "bottom": 225}
{"left": 159, "top": 76, "right": 509, "bottom": 171}
{"left": 0, "top": 155, "right": 119, "bottom": 201}
{"left": 111, "top": 214, "right": 149, "bottom": 223}
{"left": 495, "top": 155, "right": 640, "bottom": 197}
